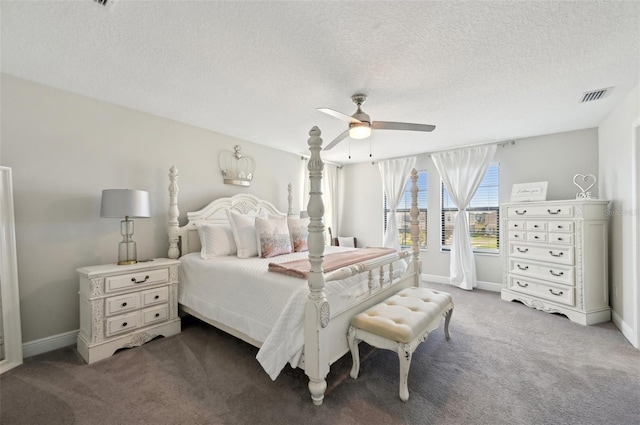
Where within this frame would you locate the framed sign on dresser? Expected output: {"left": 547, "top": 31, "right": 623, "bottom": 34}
{"left": 500, "top": 199, "right": 610, "bottom": 325}
{"left": 77, "top": 258, "right": 181, "bottom": 364}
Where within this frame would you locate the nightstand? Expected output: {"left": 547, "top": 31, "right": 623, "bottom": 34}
{"left": 77, "top": 258, "right": 181, "bottom": 364}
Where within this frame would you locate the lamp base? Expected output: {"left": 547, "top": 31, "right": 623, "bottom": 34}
{"left": 117, "top": 219, "right": 138, "bottom": 265}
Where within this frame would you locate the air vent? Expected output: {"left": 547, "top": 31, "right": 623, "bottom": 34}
{"left": 580, "top": 87, "right": 612, "bottom": 103}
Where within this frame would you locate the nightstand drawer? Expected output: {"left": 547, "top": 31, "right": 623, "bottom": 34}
{"left": 106, "top": 312, "right": 139, "bottom": 337}
{"left": 106, "top": 268, "right": 169, "bottom": 293}
{"left": 105, "top": 293, "right": 140, "bottom": 316}
{"left": 142, "top": 305, "right": 168, "bottom": 326}
{"left": 141, "top": 286, "right": 169, "bottom": 306}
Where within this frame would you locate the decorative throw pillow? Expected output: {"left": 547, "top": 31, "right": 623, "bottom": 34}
{"left": 255, "top": 215, "right": 292, "bottom": 258}
{"left": 338, "top": 236, "right": 356, "bottom": 248}
{"left": 226, "top": 209, "right": 266, "bottom": 259}
{"left": 195, "top": 222, "right": 237, "bottom": 258}
{"left": 287, "top": 216, "right": 310, "bottom": 252}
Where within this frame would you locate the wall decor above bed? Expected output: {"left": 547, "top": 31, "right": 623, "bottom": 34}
{"left": 219, "top": 145, "right": 255, "bottom": 186}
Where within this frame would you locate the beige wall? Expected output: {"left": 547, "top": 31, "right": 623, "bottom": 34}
{"left": 1, "top": 74, "right": 305, "bottom": 343}
{"left": 598, "top": 83, "right": 640, "bottom": 346}
{"left": 339, "top": 128, "right": 600, "bottom": 287}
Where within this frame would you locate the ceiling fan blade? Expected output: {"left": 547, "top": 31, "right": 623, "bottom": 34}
{"left": 323, "top": 129, "right": 350, "bottom": 150}
{"left": 317, "top": 108, "right": 362, "bottom": 124}
{"left": 372, "top": 121, "right": 436, "bottom": 132}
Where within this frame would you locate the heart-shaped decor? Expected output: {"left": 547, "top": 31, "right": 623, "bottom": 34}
{"left": 573, "top": 174, "right": 596, "bottom": 193}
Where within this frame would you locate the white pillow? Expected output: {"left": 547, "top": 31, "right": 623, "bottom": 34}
{"left": 255, "top": 215, "right": 292, "bottom": 258}
{"left": 226, "top": 209, "right": 266, "bottom": 258}
{"left": 338, "top": 236, "right": 355, "bottom": 248}
{"left": 287, "top": 216, "right": 310, "bottom": 252}
{"left": 195, "top": 222, "right": 237, "bottom": 258}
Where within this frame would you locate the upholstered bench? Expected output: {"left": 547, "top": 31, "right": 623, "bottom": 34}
{"left": 347, "top": 287, "right": 454, "bottom": 402}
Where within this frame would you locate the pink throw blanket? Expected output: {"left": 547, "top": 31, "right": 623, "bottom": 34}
{"left": 268, "top": 247, "right": 396, "bottom": 279}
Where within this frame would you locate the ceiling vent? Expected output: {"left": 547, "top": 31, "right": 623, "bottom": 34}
{"left": 580, "top": 87, "right": 612, "bottom": 103}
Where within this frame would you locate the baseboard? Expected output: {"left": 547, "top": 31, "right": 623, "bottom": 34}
{"left": 421, "top": 274, "right": 502, "bottom": 292}
{"left": 612, "top": 309, "right": 638, "bottom": 348}
{"left": 22, "top": 329, "right": 79, "bottom": 359}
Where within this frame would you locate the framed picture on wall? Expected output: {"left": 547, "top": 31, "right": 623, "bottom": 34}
{"left": 510, "top": 181, "right": 548, "bottom": 202}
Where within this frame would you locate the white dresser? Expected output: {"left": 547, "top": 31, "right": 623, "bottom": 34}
{"left": 77, "top": 258, "right": 181, "bottom": 363}
{"left": 500, "top": 199, "right": 610, "bottom": 325}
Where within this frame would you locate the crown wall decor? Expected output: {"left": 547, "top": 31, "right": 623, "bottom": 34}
{"left": 219, "top": 145, "right": 255, "bottom": 186}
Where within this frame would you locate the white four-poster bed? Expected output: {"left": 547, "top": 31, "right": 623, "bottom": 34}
{"left": 167, "top": 126, "right": 422, "bottom": 405}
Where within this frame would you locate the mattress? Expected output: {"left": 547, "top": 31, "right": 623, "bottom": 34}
{"left": 178, "top": 246, "right": 406, "bottom": 379}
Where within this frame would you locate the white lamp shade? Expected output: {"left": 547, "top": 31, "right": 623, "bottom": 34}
{"left": 100, "top": 189, "right": 151, "bottom": 218}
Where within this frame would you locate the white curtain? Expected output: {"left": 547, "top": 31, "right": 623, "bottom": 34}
{"left": 431, "top": 145, "right": 496, "bottom": 290}
{"left": 300, "top": 159, "right": 338, "bottom": 245}
{"left": 379, "top": 157, "right": 417, "bottom": 251}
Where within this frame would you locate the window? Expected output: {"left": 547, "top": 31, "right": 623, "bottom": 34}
{"left": 383, "top": 171, "right": 427, "bottom": 248}
{"left": 441, "top": 164, "right": 499, "bottom": 253}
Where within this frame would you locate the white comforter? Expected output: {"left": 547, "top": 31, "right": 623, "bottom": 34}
{"left": 179, "top": 247, "right": 405, "bottom": 380}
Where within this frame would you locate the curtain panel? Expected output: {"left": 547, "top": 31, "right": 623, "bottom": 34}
{"left": 378, "top": 157, "right": 417, "bottom": 251}
{"left": 431, "top": 145, "right": 496, "bottom": 290}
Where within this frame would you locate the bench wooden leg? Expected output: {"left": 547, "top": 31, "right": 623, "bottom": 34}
{"left": 444, "top": 307, "right": 453, "bottom": 340}
{"left": 397, "top": 343, "right": 412, "bottom": 402}
{"left": 347, "top": 326, "right": 361, "bottom": 379}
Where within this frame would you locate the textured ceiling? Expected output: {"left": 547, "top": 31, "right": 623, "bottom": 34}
{"left": 1, "top": 0, "right": 639, "bottom": 164}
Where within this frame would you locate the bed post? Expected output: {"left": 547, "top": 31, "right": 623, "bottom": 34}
{"left": 168, "top": 166, "right": 180, "bottom": 260}
{"left": 304, "top": 126, "right": 330, "bottom": 406}
{"left": 409, "top": 168, "right": 421, "bottom": 285}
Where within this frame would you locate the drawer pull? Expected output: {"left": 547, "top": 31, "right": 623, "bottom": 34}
{"left": 515, "top": 210, "right": 527, "bottom": 215}
{"left": 131, "top": 275, "right": 150, "bottom": 284}
{"left": 154, "top": 295, "right": 160, "bottom": 300}
{"left": 517, "top": 247, "right": 529, "bottom": 253}
{"left": 556, "top": 225, "right": 563, "bottom": 229}
{"left": 547, "top": 209, "right": 561, "bottom": 215}
{"left": 534, "top": 236, "right": 540, "bottom": 239}
{"left": 514, "top": 234, "right": 519, "bottom": 238}
{"left": 513, "top": 224, "right": 519, "bottom": 228}
{"left": 549, "top": 270, "right": 564, "bottom": 277}
{"left": 155, "top": 313, "right": 160, "bottom": 318}
{"left": 121, "top": 302, "right": 127, "bottom": 307}
{"left": 549, "top": 251, "right": 563, "bottom": 257}
{"left": 516, "top": 281, "right": 528, "bottom": 288}
{"left": 533, "top": 224, "right": 539, "bottom": 228}
{"left": 549, "top": 289, "right": 564, "bottom": 296}
{"left": 517, "top": 265, "right": 529, "bottom": 271}
{"left": 557, "top": 237, "right": 564, "bottom": 241}
{"left": 122, "top": 322, "right": 128, "bottom": 327}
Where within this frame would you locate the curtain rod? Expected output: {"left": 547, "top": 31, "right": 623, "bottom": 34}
{"left": 367, "top": 139, "right": 516, "bottom": 164}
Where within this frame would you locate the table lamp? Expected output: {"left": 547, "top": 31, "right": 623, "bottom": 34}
{"left": 100, "top": 189, "right": 151, "bottom": 265}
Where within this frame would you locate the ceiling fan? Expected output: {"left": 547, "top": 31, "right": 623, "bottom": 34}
{"left": 318, "top": 94, "right": 436, "bottom": 150}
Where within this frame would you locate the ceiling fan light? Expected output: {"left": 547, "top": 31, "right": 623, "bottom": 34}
{"left": 349, "top": 123, "right": 371, "bottom": 140}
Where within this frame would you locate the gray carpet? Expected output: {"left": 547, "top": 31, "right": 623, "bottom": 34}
{"left": 1, "top": 282, "right": 639, "bottom": 425}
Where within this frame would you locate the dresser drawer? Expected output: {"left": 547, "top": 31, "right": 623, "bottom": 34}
{"left": 106, "top": 268, "right": 169, "bottom": 293}
{"left": 105, "top": 312, "right": 139, "bottom": 337}
{"left": 549, "top": 233, "right": 574, "bottom": 244}
{"left": 509, "top": 243, "right": 574, "bottom": 265}
{"left": 526, "top": 232, "right": 547, "bottom": 243}
{"left": 142, "top": 304, "right": 169, "bottom": 326}
{"left": 507, "top": 205, "right": 574, "bottom": 218}
{"left": 105, "top": 293, "right": 140, "bottom": 316}
{"left": 141, "top": 286, "right": 169, "bottom": 306}
{"left": 509, "top": 259, "right": 574, "bottom": 286}
{"left": 508, "top": 220, "right": 525, "bottom": 230}
{"left": 548, "top": 221, "right": 574, "bottom": 232}
{"left": 526, "top": 221, "right": 547, "bottom": 231}
{"left": 508, "top": 276, "right": 575, "bottom": 306}
{"left": 509, "top": 231, "right": 525, "bottom": 241}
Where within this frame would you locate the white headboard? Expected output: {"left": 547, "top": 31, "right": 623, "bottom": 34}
{"left": 167, "top": 167, "right": 292, "bottom": 258}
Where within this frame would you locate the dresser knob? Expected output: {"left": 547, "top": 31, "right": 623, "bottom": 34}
{"left": 155, "top": 313, "right": 160, "bottom": 318}
{"left": 121, "top": 302, "right": 127, "bottom": 307}
{"left": 122, "top": 322, "right": 128, "bottom": 327}
{"left": 154, "top": 295, "right": 160, "bottom": 300}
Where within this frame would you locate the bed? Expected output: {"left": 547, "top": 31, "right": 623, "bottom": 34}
{"left": 167, "top": 126, "right": 422, "bottom": 405}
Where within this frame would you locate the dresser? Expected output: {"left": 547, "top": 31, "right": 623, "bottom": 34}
{"left": 77, "top": 258, "right": 181, "bottom": 364}
{"left": 500, "top": 199, "right": 610, "bottom": 325}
